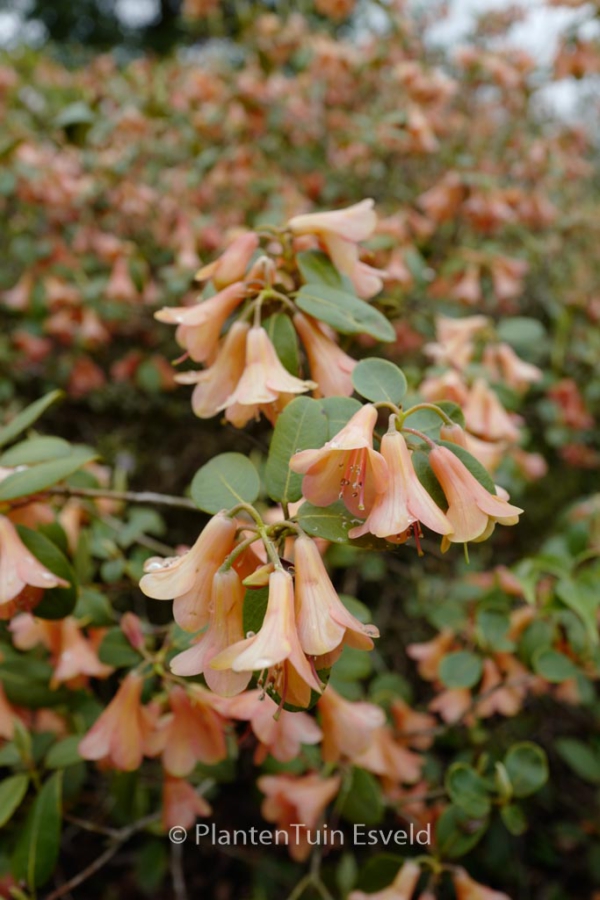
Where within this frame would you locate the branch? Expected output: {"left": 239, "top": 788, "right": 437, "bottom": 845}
{"left": 44, "top": 486, "right": 198, "bottom": 511}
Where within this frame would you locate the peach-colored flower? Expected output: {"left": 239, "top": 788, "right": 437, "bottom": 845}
{"left": 483, "top": 343, "right": 542, "bottom": 393}
{"left": 175, "top": 320, "right": 249, "bottom": 419}
{"left": 162, "top": 776, "right": 212, "bottom": 832}
{"left": 50, "top": 617, "right": 113, "bottom": 686}
{"left": 106, "top": 256, "right": 138, "bottom": 303}
{"left": 428, "top": 446, "right": 522, "bottom": 547}
{"left": 349, "top": 429, "right": 452, "bottom": 542}
{"left": 210, "top": 569, "right": 322, "bottom": 705}
{"left": 407, "top": 630, "right": 455, "bottom": 681}
{"left": 390, "top": 697, "right": 437, "bottom": 750}
{"left": 453, "top": 867, "right": 511, "bottom": 900}
{"left": 170, "top": 568, "right": 251, "bottom": 697}
{"left": 349, "top": 861, "right": 422, "bottom": 900}
{"left": 0, "top": 515, "right": 69, "bottom": 613}
{"left": 258, "top": 773, "right": 341, "bottom": 861}
{"left": 195, "top": 231, "right": 259, "bottom": 289}
{"left": 0, "top": 682, "right": 16, "bottom": 740}
{"left": 147, "top": 685, "right": 227, "bottom": 777}
{"left": 294, "top": 535, "right": 378, "bottom": 655}
{"left": 463, "top": 379, "right": 521, "bottom": 443}
{"left": 139, "top": 512, "right": 237, "bottom": 632}
{"left": 79, "top": 672, "right": 151, "bottom": 771}
{"left": 293, "top": 313, "right": 356, "bottom": 397}
{"left": 155, "top": 282, "right": 247, "bottom": 362}
{"left": 318, "top": 686, "right": 385, "bottom": 762}
{"left": 290, "top": 403, "right": 388, "bottom": 517}
{"left": 352, "top": 726, "right": 423, "bottom": 786}
{"left": 429, "top": 687, "right": 472, "bottom": 724}
{"left": 474, "top": 657, "right": 525, "bottom": 718}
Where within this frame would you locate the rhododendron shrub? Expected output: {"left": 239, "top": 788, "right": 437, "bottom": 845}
{"left": 1, "top": 2, "right": 600, "bottom": 899}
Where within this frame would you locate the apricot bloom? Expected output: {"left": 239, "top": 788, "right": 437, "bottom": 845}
{"left": 318, "top": 686, "right": 385, "bottom": 762}
{"left": 140, "top": 512, "right": 237, "bottom": 632}
{"left": 79, "top": 672, "right": 151, "bottom": 771}
{"left": 0, "top": 515, "right": 69, "bottom": 613}
{"left": 258, "top": 773, "right": 341, "bottom": 861}
{"left": 0, "top": 683, "right": 16, "bottom": 740}
{"left": 349, "top": 429, "right": 452, "bottom": 542}
{"left": 169, "top": 568, "right": 251, "bottom": 697}
{"left": 195, "top": 231, "right": 259, "bottom": 289}
{"left": 294, "top": 535, "right": 378, "bottom": 654}
{"left": 147, "top": 686, "right": 227, "bottom": 777}
{"left": 349, "top": 861, "right": 422, "bottom": 900}
{"left": 407, "top": 630, "right": 455, "bottom": 681}
{"left": 463, "top": 379, "right": 521, "bottom": 443}
{"left": 290, "top": 403, "right": 388, "bottom": 517}
{"left": 155, "top": 282, "right": 246, "bottom": 362}
{"left": 428, "top": 446, "right": 522, "bottom": 547}
{"left": 293, "top": 312, "right": 356, "bottom": 398}
{"left": 162, "top": 776, "right": 212, "bottom": 832}
{"left": 483, "top": 342, "right": 543, "bottom": 393}
{"left": 352, "top": 726, "right": 423, "bottom": 786}
{"left": 218, "top": 326, "right": 316, "bottom": 425}
{"left": 453, "top": 867, "right": 511, "bottom": 900}
{"left": 210, "top": 569, "right": 322, "bottom": 705}
{"left": 174, "top": 320, "right": 249, "bottom": 419}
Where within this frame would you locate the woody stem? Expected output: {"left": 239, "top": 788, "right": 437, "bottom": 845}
{"left": 39, "top": 485, "right": 197, "bottom": 511}
{"left": 220, "top": 534, "right": 263, "bottom": 572}
{"left": 402, "top": 426, "right": 437, "bottom": 449}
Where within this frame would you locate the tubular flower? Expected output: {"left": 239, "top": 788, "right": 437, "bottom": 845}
{"left": 0, "top": 515, "right": 69, "bottom": 614}
{"left": 349, "top": 861, "right": 422, "bottom": 900}
{"left": 139, "top": 512, "right": 237, "bottom": 632}
{"left": 290, "top": 403, "right": 388, "bottom": 517}
{"left": 155, "top": 282, "right": 247, "bottom": 362}
{"left": 428, "top": 446, "right": 522, "bottom": 548}
{"left": 318, "top": 686, "right": 385, "bottom": 763}
{"left": 294, "top": 535, "right": 378, "bottom": 654}
{"left": 195, "top": 231, "right": 259, "bottom": 289}
{"left": 293, "top": 312, "right": 356, "bottom": 398}
{"left": 453, "top": 867, "right": 511, "bottom": 900}
{"left": 218, "top": 326, "right": 316, "bottom": 424}
{"left": 146, "top": 686, "right": 227, "bottom": 777}
{"left": 348, "top": 429, "right": 453, "bottom": 542}
{"left": 463, "top": 378, "right": 521, "bottom": 442}
{"left": 79, "top": 672, "right": 151, "bottom": 771}
{"left": 174, "top": 320, "right": 249, "bottom": 419}
{"left": 169, "top": 568, "right": 251, "bottom": 697}
{"left": 210, "top": 569, "right": 322, "bottom": 705}
{"left": 162, "top": 776, "right": 212, "bottom": 832}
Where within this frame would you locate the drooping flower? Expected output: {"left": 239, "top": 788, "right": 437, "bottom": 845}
{"left": 258, "top": 773, "right": 342, "bottom": 861}
{"left": 463, "top": 379, "right": 521, "bottom": 443}
{"left": 155, "top": 282, "right": 247, "bottom": 363}
{"left": 293, "top": 535, "right": 378, "bottom": 655}
{"left": 348, "top": 429, "right": 452, "bottom": 542}
{"left": 348, "top": 861, "right": 422, "bottom": 900}
{"left": 318, "top": 686, "right": 385, "bottom": 763}
{"left": 483, "top": 342, "right": 543, "bottom": 393}
{"left": 407, "top": 630, "right": 455, "bottom": 681}
{"left": 162, "top": 776, "right": 212, "bottom": 832}
{"left": 169, "top": 568, "right": 251, "bottom": 697}
{"left": 453, "top": 867, "right": 511, "bottom": 900}
{"left": 428, "top": 446, "right": 522, "bottom": 547}
{"left": 174, "top": 320, "right": 249, "bottom": 419}
{"left": 352, "top": 726, "right": 424, "bottom": 786}
{"left": 139, "top": 512, "right": 237, "bottom": 632}
{"left": 0, "top": 515, "right": 69, "bottom": 616}
{"left": 218, "top": 326, "right": 316, "bottom": 425}
{"left": 146, "top": 685, "right": 227, "bottom": 777}
{"left": 195, "top": 231, "right": 259, "bottom": 289}
{"left": 79, "top": 672, "right": 151, "bottom": 771}
{"left": 290, "top": 404, "right": 388, "bottom": 517}
{"left": 293, "top": 312, "right": 356, "bottom": 398}
{"left": 210, "top": 569, "right": 322, "bottom": 706}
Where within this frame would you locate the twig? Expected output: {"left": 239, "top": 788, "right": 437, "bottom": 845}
{"left": 171, "top": 841, "right": 188, "bottom": 900}
{"left": 43, "top": 486, "right": 197, "bottom": 511}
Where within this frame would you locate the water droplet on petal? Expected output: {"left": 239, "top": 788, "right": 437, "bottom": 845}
{"left": 245, "top": 630, "right": 255, "bottom": 639}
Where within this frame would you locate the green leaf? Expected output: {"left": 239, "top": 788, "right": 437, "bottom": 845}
{"left": 0, "top": 437, "right": 72, "bottom": 467}
{"left": 265, "top": 397, "right": 327, "bottom": 504}
{"left": 263, "top": 313, "right": 300, "bottom": 376}
{"left": 435, "top": 804, "right": 488, "bottom": 859}
{"left": 446, "top": 763, "right": 492, "bottom": 818}
{"left": 497, "top": 317, "right": 545, "bottom": 358}
{"left": 0, "top": 391, "right": 63, "bottom": 449}
{"left": 532, "top": 648, "right": 578, "bottom": 683}
{"left": 555, "top": 738, "right": 600, "bottom": 785}
{"left": 15, "top": 526, "right": 77, "bottom": 619}
{"left": 476, "top": 610, "right": 514, "bottom": 652}
{"left": 0, "top": 774, "right": 29, "bottom": 828}
{"left": 0, "top": 659, "right": 70, "bottom": 708}
{"left": 352, "top": 359, "right": 407, "bottom": 404}
{"left": 98, "top": 629, "right": 143, "bottom": 668}
{"left": 438, "top": 441, "right": 497, "bottom": 494}
{"left": 500, "top": 803, "right": 528, "bottom": 836}
{"left": 556, "top": 577, "right": 599, "bottom": 644}
{"left": 295, "top": 284, "right": 395, "bottom": 342}
{"left": 318, "top": 397, "right": 362, "bottom": 439}
{"left": 12, "top": 771, "right": 62, "bottom": 889}
{"left": 190, "top": 452, "right": 260, "bottom": 513}
{"left": 296, "top": 500, "right": 357, "bottom": 544}
{"left": 411, "top": 450, "right": 447, "bottom": 510}
{"left": 297, "top": 250, "right": 347, "bottom": 289}
{"left": 55, "top": 101, "right": 95, "bottom": 128}
{"left": 439, "top": 651, "right": 483, "bottom": 689}
{"left": 0, "top": 448, "right": 98, "bottom": 501}
{"left": 403, "top": 401, "right": 465, "bottom": 438}
{"left": 339, "top": 768, "right": 385, "bottom": 826}
{"left": 242, "top": 586, "right": 269, "bottom": 637}
{"left": 504, "top": 742, "right": 548, "bottom": 798}
{"left": 354, "top": 855, "right": 404, "bottom": 893}
{"left": 44, "top": 737, "right": 83, "bottom": 770}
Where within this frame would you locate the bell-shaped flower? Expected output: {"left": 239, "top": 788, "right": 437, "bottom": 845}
{"left": 428, "top": 446, "right": 522, "bottom": 547}
{"left": 349, "top": 430, "right": 452, "bottom": 542}
{"left": 170, "top": 568, "right": 251, "bottom": 697}
{"left": 210, "top": 569, "right": 322, "bottom": 703}
{"left": 318, "top": 686, "right": 385, "bottom": 763}
{"left": 352, "top": 726, "right": 423, "bottom": 786}
{"left": 195, "top": 232, "right": 259, "bottom": 289}
{"left": 293, "top": 313, "right": 356, "bottom": 398}
{"left": 218, "top": 326, "right": 316, "bottom": 420}
{"left": 349, "top": 861, "right": 422, "bottom": 900}
{"left": 407, "top": 630, "right": 455, "bottom": 681}
{"left": 258, "top": 773, "right": 341, "bottom": 861}
{"left": 0, "top": 515, "right": 69, "bottom": 613}
{"left": 294, "top": 535, "right": 378, "bottom": 655}
{"left": 483, "top": 342, "right": 543, "bottom": 393}
{"left": 290, "top": 403, "right": 388, "bottom": 517}
{"left": 139, "top": 512, "right": 237, "bottom": 632}
{"left": 174, "top": 321, "right": 249, "bottom": 419}
{"left": 155, "top": 282, "right": 247, "bottom": 363}
{"left": 453, "top": 867, "right": 511, "bottom": 900}
{"left": 162, "top": 776, "right": 212, "bottom": 832}
{"left": 79, "top": 672, "right": 151, "bottom": 771}
{"left": 390, "top": 697, "right": 437, "bottom": 751}
{"left": 50, "top": 617, "right": 113, "bottom": 686}
{"left": 429, "top": 687, "right": 472, "bottom": 724}
{"left": 463, "top": 379, "right": 521, "bottom": 443}
{"left": 146, "top": 685, "right": 227, "bottom": 777}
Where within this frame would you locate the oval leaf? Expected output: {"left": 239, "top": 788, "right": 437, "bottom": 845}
{"left": 265, "top": 397, "right": 327, "bottom": 504}
{"left": 439, "top": 650, "right": 483, "bottom": 689}
{"left": 12, "top": 771, "right": 62, "bottom": 888}
{"left": 504, "top": 742, "right": 548, "bottom": 798}
{"left": 352, "top": 358, "right": 407, "bottom": 404}
{"left": 0, "top": 448, "right": 98, "bottom": 501}
{"left": 0, "top": 437, "right": 72, "bottom": 467}
{"left": 190, "top": 452, "right": 260, "bottom": 513}
{"left": 0, "top": 391, "right": 63, "bottom": 449}
{"left": 16, "top": 526, "right": 77, "bottom": 619}
{"left": 295, "top": 284, "right": 395, "bottom": 342}
{"left": 0, "top": 774, "right": 29, "bottom": 828}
